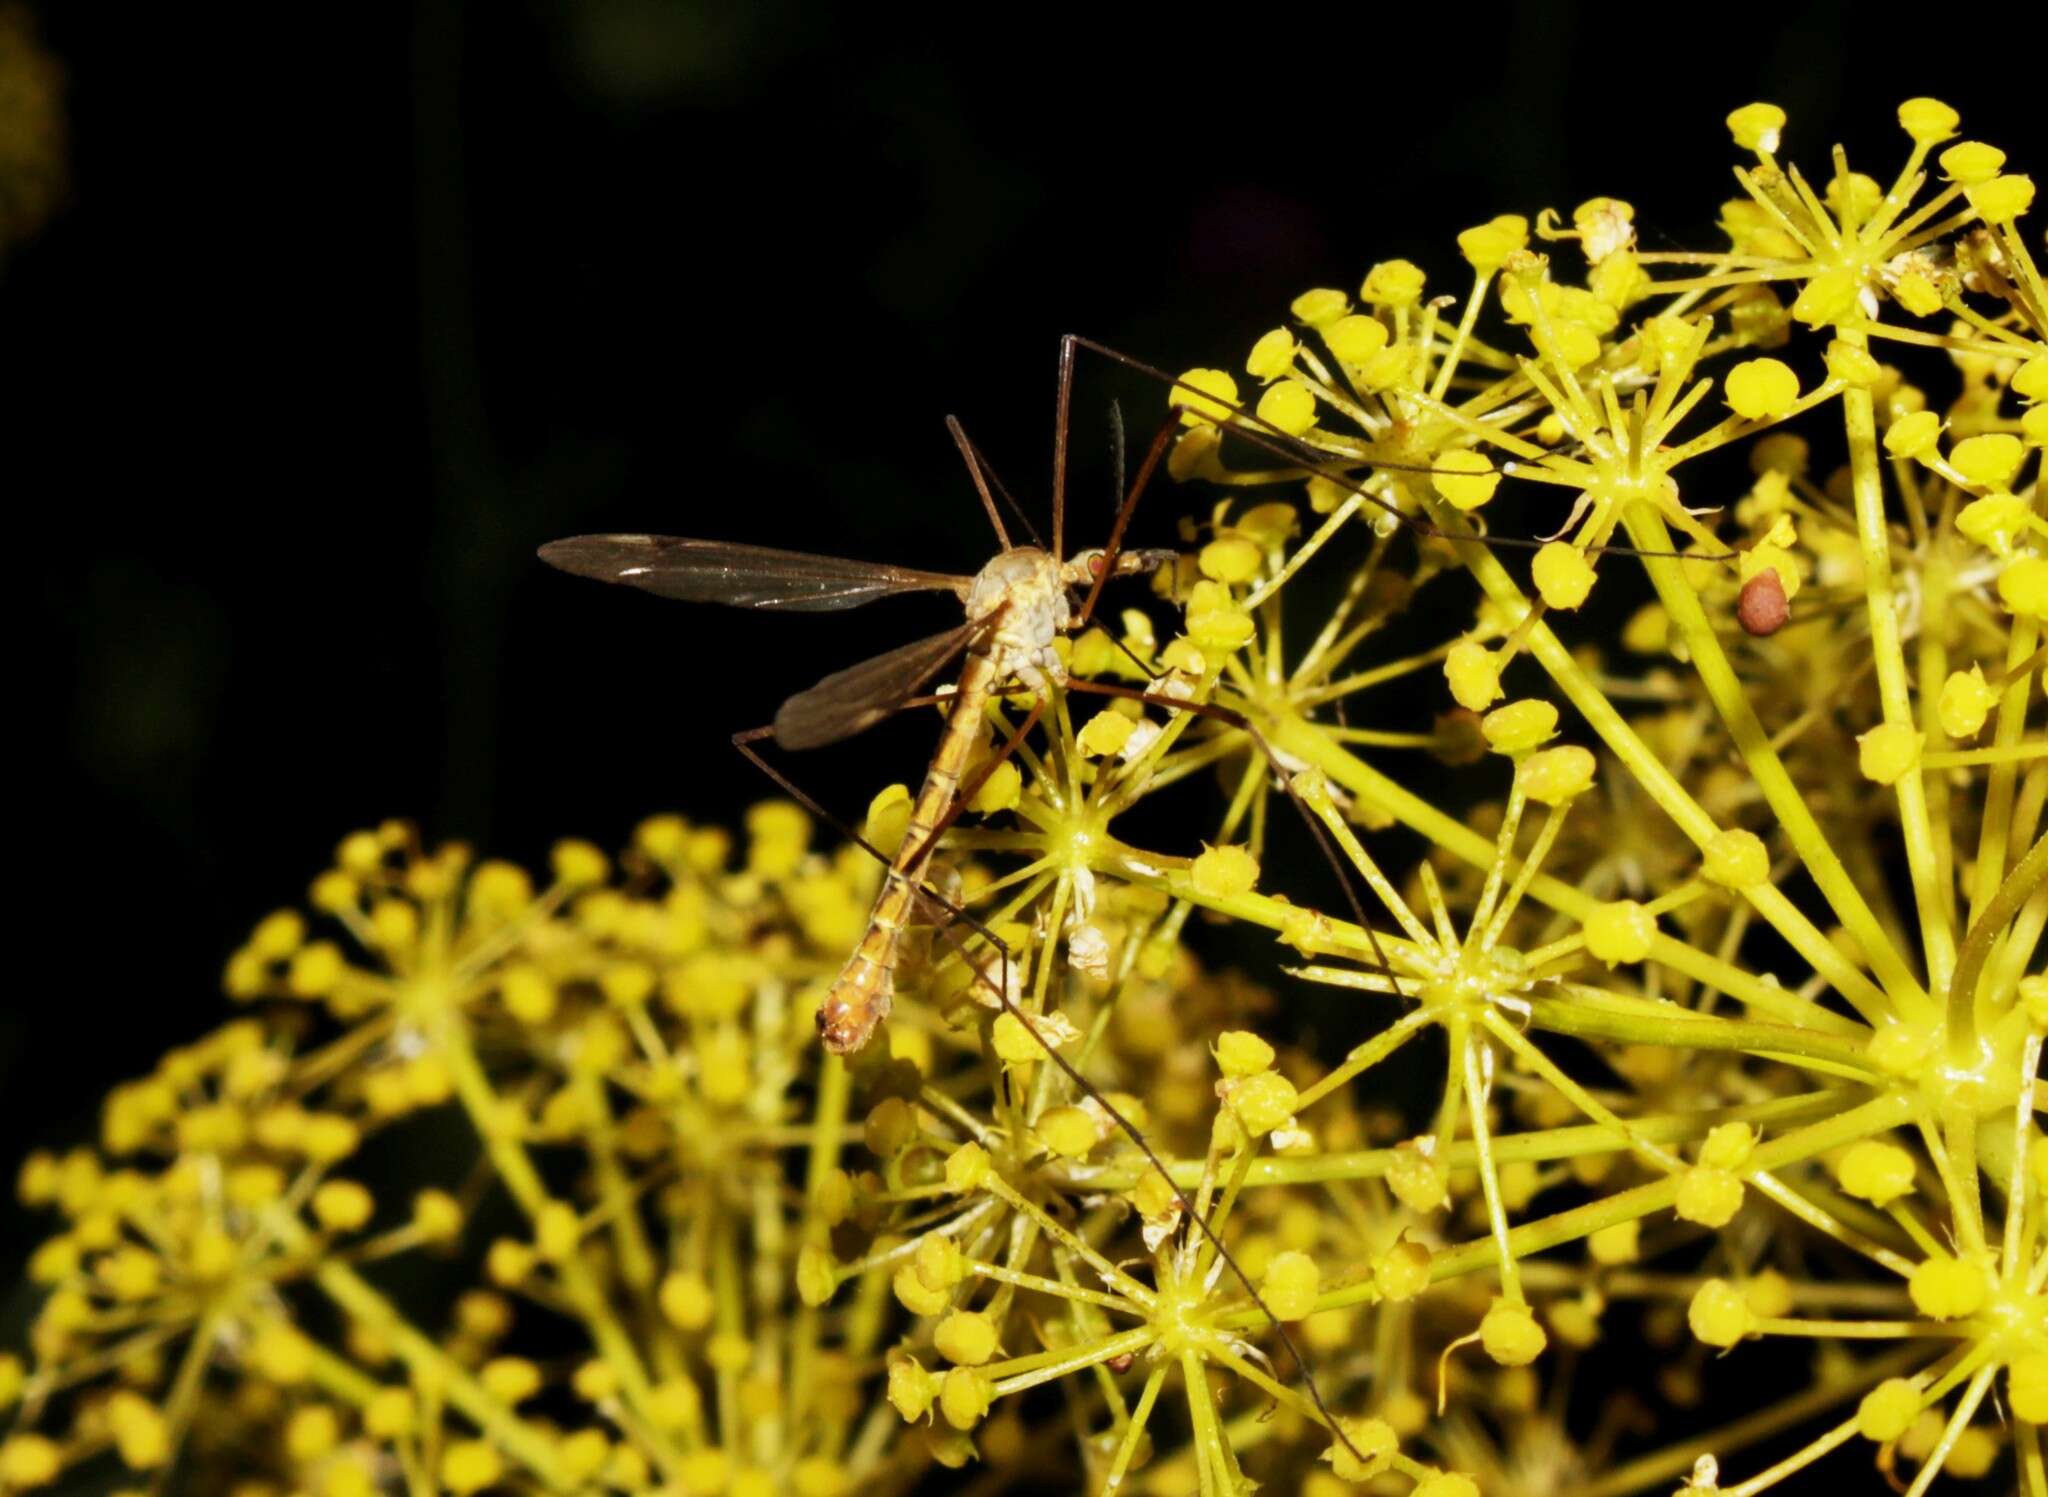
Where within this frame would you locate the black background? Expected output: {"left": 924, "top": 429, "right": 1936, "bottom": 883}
{"left": 6, "top": 0, "right": 2039, "bottom": 1295}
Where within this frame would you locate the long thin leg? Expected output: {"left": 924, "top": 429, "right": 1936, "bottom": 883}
{"left": 1078, "top": 414, "right": 1175, "bottom": 630}
{"left": 1063, "top": 334, "right": 1729, "bottom": 563}
{"left": 947, "top": 414, "right": 1012, "bottom": 552}
{"left": 727, "top": 724, "right": 1379, "bottom": 1470}
{"left": 956, "top": 425, "right": 1045, "bottom": 551}
{"left": 1065, "top": 678, "right": 1406, "bottom": 994}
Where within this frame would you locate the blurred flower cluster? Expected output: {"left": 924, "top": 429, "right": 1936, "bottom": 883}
{"left": 5, "top": 98, "right": 2043, "bottom": 1495}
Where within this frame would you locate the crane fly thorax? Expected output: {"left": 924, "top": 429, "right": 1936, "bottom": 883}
{"left": 966, "top": 547, "right": 1072, "bottom": 693}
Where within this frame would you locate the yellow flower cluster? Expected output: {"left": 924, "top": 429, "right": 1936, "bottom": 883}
{"left": 4, "top": 97, "right": 2044, "bottom": 1497}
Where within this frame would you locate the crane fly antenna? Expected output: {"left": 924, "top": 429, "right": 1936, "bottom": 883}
{"left": 957, "top": 425, "right": 1045, "bottom": 551}
{"left": 727, "top": 722, "right": 1381, "bottom": 1472}
{"left": 1064, "top": 335, "right": 1735, "bottom": 563}
{"left": 1108, "top": 398, "right": 1127, "bottom": 522}
{"left": 947, "top": 415, "right": 1013, "bottom": 551}
{"left": 1053, "top": 334, "right": 1077, "bottom": 565}
{"left": 1078, "top": 415, "right": 1174, "bottom": 632}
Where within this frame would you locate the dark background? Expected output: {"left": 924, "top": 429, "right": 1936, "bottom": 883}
{"left": 6, "top": 0, "right": 2039, "bottom": 1282}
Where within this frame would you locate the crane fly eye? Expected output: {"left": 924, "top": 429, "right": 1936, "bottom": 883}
{"left": 1087, "top": 553, "right": 1106, "bottom": 579}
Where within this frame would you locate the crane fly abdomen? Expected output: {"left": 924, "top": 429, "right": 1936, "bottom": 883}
{"left": 815, "top": 640, "right": 1004, "bottom": 1053}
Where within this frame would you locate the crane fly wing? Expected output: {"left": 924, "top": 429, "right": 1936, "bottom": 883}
{"left": 773, "top": 622, "right": 982, "bottom": 751}
{"left": 538, "top": 535, "right": 974, "bottom": 612}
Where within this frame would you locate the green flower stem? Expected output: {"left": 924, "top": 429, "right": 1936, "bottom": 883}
{"left": 1256, "top": 712, "right": 1864, "bottom": 1034}
{"left": 1619, "top": 506, "right": 1927, "bottom": 1025}
{"left": 1948, "top": 830, "right": 2047, "bottom": 1052}
{"left": 1073, "top": 1090, "right": 1854, "bottom": 1195}
{"left": 789, "top": 1051, "right": 851, "bottom": 1427}
{"left": 1970, "top": 616, "right": 2043, "bottom": 923}
{"left": 1841, "top": 373, "right": 1956, "bottom": 1003}
{"left": 1417, "top": 1091, "right": 1917, "bottom": 1290}
{"left": 310, "top": 1256, "right": 572, "bottom": 1491}
{"left": 967, "top": 1259, "right": 1135, "bottom": 1316}
{"left": 989, "top": 1325, "right": 1154, "bottom": 1398}
{"left": 432, "top": 1013, "right": 681, "bottom": 1477}
{"left": 1527, "top": 988, "right": 1879, "bottom": 1074}
{"left": 1100, "top": 1364, "right": 1168, "bottom": 1495}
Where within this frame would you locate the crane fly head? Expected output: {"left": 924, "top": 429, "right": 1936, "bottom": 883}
{"left": 1061, "top": 546, "right": 1177, "bottom": 590}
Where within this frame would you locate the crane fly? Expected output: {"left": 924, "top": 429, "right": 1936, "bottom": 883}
{"left": 535, "top": 336, "right": 1524, "bottom": 1472}
{"left": 539, "top": 469, "right": 1174, "bottom": 1056}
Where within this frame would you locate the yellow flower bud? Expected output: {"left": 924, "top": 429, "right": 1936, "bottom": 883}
{"left": 1214, "top": 1031, "right": 1276, "bottom": 1078}
{"left": 1967, "top": 174, "right": 2035, "bottom": 223}
{"left": 1836, "top": 1140, "right": 1917, "bottom": 1206}
{"left": 1432, "top": 449, "right": 1500, "bottom": 511}
{"left": 1457, "top": 214, "right": 1529, "bottom": 272}
{"left": 1191, "top": 844, "right": 1259, "bottom": 899}
{"left": 1908, "top": 1256, "right": 1989, "bottom": 1319}
{"left": 1724, "top": 358, "right": 1800, "bottom": 419}
{"left": 1857, "top": 722, "right": 1923, "bottom": 785}
{"left": 1949, "top": 433, "right": 2024, "bottom": 488}
{"left": 1220, "top": 1070, "right": 1299, "bottom": 1137}
{"left": 1938, "top": 666, "right": 1996, "bottom": 739}
{"left": 1583, "top": 901, "right": 1656, "bottom": 964}
{"left": 1290, "top": 287, "right": 1350, "bottom": 327}
{"left": 1520, "top": 746, "right": 1596, "bottom": 806}
{"left": 1169, "top": 368, "right": 1239, "bottom": 427}
{"left": 1359, "top": 259, "right": 1426, "bottom": 306}
{"left": 1479, "top": 1299, "right": 1547, "bottom": 1366}
{"left": 1324, "top": 314, "right": 1390, "bottom": 364}
{"left": 889, "top": 1356, "right": 941, "bottom": 1423}
{"left": 440, "top": 1440, "right": 503, "bottom": 1495}
{"left": 1858, "top": 1378, "right": 1922, "bottom": 1442}
{"left": 1939, "top": 140, "right": 2006, "bottom": 184}
{"left": 1792, "top": 269, "right": 1862, "bottom": 328}
{"left": 1532, "top": 541, "right": 1595, "bottom": 609}
{"left": 1245, "top": 327, "right": 1297, "bottom": 381}
{"left": 1481, "top": 699, "right": 1558, "bottom": 755}
{"left": 1726, "top": 102, "right": 1786, "bottom": 152}
{"left": 945, "top": 1143, "right": 992, "bottom": 1192}
{"left": 1197, "top": 535, "right": 1263, "bottom": 586}
{"left": 1037, "top": 1105, "right": 1097, "bottom": 1159}
{"left": 1321, "top": 1417, "right": 1398, "bottom": 1481}
{"left": 1998, "top": 556, "right": 2048, "bottom": 620}
{"left": 1688, "top": 1278, "right": 1755, "bottom": 1347}
{"left": 1261, "top": 1251, "right": 1320, "bottom": 1321}
{"left": 1896, "top": 97, "right": 1959, "bottom": 143}
{"left": 1256, "top": 379, "right": 1317, "bottom": 437}
{"left": 1445, "top": 640, "right": 1504, "bottom": 711}
{"left": 1703, "top": 828, "right": 1769, "bottom": 888}
{"left": 939, "top": 1368, "right": 992, "bottom": 1430}
{"left": 1675, "top": 1167, "right": 1745, "bottom": 1228}
{"left": 2010, "top": 1354, "right": 2048, "bottom": 1424}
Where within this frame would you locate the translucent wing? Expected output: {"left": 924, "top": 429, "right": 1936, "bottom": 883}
{"left": 538, "top": 535, "right": 973, "bottom": 612}
{"left": 773, "top": 622, "right": 981, "bottom": 751}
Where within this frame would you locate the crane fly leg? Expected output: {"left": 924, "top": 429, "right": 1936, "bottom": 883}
{"left": 1063, "top": 678, "right": 1405, "bottom": 993}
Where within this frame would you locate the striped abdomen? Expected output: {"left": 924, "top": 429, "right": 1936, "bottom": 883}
{"left": 815, "top": 644, "right": 999, "bottom": 1054}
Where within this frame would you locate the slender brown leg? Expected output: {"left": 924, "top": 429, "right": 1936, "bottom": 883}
{"left": 1064, "top": 678, "right": 1406, "bottom": 992}
{"left": 1061, "top": 333, "right": 1728, "bottom": 562}
{"left": 947, "top": 414, "right": 1012, "bottom": 551}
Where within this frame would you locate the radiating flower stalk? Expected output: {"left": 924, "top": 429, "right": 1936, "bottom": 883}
{"left": 5, "top": 98, "right": 2043, "bottom": 1495}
